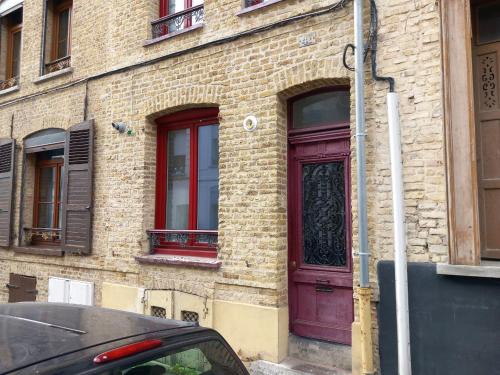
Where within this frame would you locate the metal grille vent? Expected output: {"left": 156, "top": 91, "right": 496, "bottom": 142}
{"left": 0, "top": 142, "right": 12, "bottom": 174}
{"left": 181, "top": 310, "right": 199, "bottom": 323}
{"left": 151, "top": 306, "right": 167, "bottom": 319}
{"left": 69, "top": 129, "right": 89, "bottom": 165}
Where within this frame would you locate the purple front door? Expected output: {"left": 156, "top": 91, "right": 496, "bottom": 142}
{"left": 288, "top": 128, "right": 353, "bottom": 344}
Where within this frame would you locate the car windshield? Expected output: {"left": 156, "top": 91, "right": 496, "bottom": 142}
{"left": 101, "top": 340, "right": 246, "bottom": 375}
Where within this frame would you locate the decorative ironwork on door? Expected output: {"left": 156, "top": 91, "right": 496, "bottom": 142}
{"left": 302, "top": 161, "right": 346, "bottom": 267}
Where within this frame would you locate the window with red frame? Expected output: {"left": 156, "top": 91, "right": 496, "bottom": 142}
{"left": 159, "top": 0, "right": 204, "bottom": 34}
{"left": 244, "top": 0, "right": 264, "bottom": 7}
{"left": 154, "top": 108, "right": 219, "bottom": 256}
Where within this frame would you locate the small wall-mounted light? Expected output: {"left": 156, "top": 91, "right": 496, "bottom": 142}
{"left": 112, "top": 122, "right": 127, "bottom": 133}
{"left": 243, "top": 115, "right": 258, "bottom": 132}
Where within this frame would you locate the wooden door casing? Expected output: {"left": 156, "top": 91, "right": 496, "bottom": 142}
{"left": 288, "top": 128, "right": 353, "bottom": 344}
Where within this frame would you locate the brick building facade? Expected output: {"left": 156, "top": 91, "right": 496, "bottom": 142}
{"left": 0, "top": 0, "right": 496, "bottom": 373}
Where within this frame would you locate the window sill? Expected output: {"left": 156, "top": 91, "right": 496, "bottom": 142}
{"left": 144, "top": 23, "right": 204, "bottom": 47}
{"left": 34, "top": 67, "right": 73, "bottom": 84}
{"left": 436, "top": 261, "right": 500, "bottom": 279}
{"left": 135, "top": 254, "right": 221, "bottom": 269}
{"left": 236, "top": 0, "right": 285, "bottom": 16}
{"left": 0, "top": 85, "right": 19, "bottom": 97}
{"left": 13, "top": 246, "right": 63, "bottom": 257}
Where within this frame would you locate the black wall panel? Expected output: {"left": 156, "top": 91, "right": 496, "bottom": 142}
{"left": 378, "top": 261, "right": 500, "bottom": 375}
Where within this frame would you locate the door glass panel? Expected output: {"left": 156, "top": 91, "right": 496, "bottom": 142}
{"left": 166, "top": 128, "right": 190, "bottom": 230}
{"left": 302, "top": 161, "right": 346, "bottom": 267}
{"left": 292, "top": 90, "right": 350, "bottom": 129}
{"left": 197, "top": 124, "right": 219, "bottom": 231}
{"left": 477, "top": 3, "right": 500, "bottom": 44}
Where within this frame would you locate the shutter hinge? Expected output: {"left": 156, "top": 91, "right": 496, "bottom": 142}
{"left": 6, "top": 283, "right": 19, "bottom": 289}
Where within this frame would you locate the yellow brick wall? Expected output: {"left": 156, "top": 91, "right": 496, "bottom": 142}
{"left": 0, "top": 0, "right": 446, "bottom": 367}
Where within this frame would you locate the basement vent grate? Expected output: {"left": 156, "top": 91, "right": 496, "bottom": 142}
{"left": 181, "top": 310, "right": 199, "bottom": 323}
{"left": 151, "top": 306, "right": 167, "bottom": 319}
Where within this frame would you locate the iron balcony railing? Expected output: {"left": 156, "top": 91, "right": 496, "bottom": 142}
{"left": 151, "top": 4, "right": 204, "bottom": 39}
{"left": 23, "top": 227, "right": 61, "bottom": 245}
{"left": 146, "top": 229, "right": 218, "bottom": 254}
{"left": 45, "top": 56, "right": 71, "bottom": 74}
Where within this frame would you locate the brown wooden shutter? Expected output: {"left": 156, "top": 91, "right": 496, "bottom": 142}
{"left": 7, "top": 273, "right": 37, "bottom": 302}
{"left": 0, "top": 139, "right": 15, "bottom": 247}
{"left": 61, "top": 120, "right": 93, "bottom": 254}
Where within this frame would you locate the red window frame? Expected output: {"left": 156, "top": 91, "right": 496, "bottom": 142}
{"left": 154, "top": 108, "right": 219, "bottom": 257}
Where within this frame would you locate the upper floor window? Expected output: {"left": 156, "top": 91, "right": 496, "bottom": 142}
{"left": 43, "top": 0, "right": 72, "bottom": 75}
{"left": 244, "top": 0, "right": 263, "bottom": 6}
{"left": 242, "top": 0, "right": 277, "bottom": 9}
{"left": 0, "top": 7, "right": 22, "bottom": 90}
{"left": 151, "top": 0, "right": 204, "bottom": 39}
{"left": 149, "top": 108, "right": 219, "bottom": 257}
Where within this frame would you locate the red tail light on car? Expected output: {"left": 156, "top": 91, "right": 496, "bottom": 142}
{"left": 93, "top": 339, "right": 163, "bottom": 364}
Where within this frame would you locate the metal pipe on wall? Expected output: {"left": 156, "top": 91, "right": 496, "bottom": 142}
{"left": 354, "top": 0, "right": 374, "bottom": 373}
{"left": 387, "top": 92, "right": 412, "bottom": 375}
{"left": 354, "top": 0, "right": 369, "bottom": 291}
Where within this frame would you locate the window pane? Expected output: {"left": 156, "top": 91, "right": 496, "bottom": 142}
{"left": 11, "top": 30, "right": 21, "bottom": 78}
{"left": 168, "top": 0, "right": 185, "bottom": 32}
{"left": 114, "top": 340, "right": 245, "bottom": 375}
{"left": 57, "top": 9, "right": 70, "bottom": 58}
{"left": 197, "top": 125, "right": 218, "bottom": 230}
{"left": 191, "top": 0, "right": 204, "bottom": 25}
{"left": 292, "top": 90, "right": 350, "bottom": 129}
{"left": 245, "top": 0, "right": 263, "bottom": 7}
{"left": 166, "top": 128, "right": 190, "bottom": 230}
{"left": 477, "top": 4, "right": 500, "bottom": 44}
{"left": 38, "top": 203, "right": 54, "bottom": 228}
{"left": 39, "top": 167, "right": 56, "bottom": 203}
{"left": 58, "top": 165, "right": 64, "bottom": 229}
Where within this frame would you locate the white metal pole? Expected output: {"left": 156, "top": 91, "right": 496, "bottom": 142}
{"left": 354, "top": 0, "right": 369, "bottom": 289}
{"left": 387, "top": 92, "right": 412, "bottom": 375}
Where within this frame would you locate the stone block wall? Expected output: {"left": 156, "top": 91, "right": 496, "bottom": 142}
{"left": 0, "top": 0, "right": 447, "bottom": 366}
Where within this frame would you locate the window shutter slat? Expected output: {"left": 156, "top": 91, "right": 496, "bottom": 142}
{"left": 61, "top": 120, "right": 93, "bottom": 254}
{"left": 0, "top": 139, "right": 15, "bottom": 247}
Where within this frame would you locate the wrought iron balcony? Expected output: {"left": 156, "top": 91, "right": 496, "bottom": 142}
{"left": 151, "top": 5, "right": 204, "bottom": 39}
{"left": 146, "top": 229, "right": 218, "bottom": 254}
{"left": 23, "top": 227, "right": 61, "bottom": 246}
{"left": 45, "top": 56, "right": 71, "bottom": 74}
{"left": 0, "top": 77, "right": 18, "bottom": 91}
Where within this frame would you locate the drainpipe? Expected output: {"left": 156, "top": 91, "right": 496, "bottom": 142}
{"left": 368, "top": 0, "right": 412, "bottom": 373}
{"left": 353, "top": 0, "right": 374, "bottom": 374}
